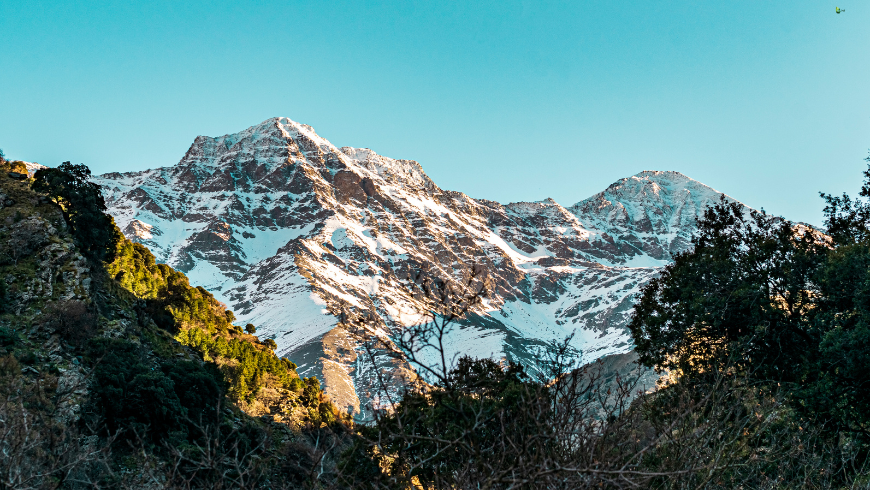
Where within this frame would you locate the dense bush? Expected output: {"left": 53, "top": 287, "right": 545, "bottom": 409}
{"left": 108, "top": 240, "right": 166, "bottom": 299}
{"left": 178, "top": 327, "right": 303, "bottom": 401}
{"left": 85, "top": 338, "right": 224, "bottom": 444}
{"left": 6, "top": 160, "right": 27, "bottom": 175}
{"left": 344, "top": 357, "right": 545, "bottom": 486}
{"left": 108, "top": 240, "right": 236, "bottom": 334}
{"left": 630, "top": 200, "right": 825, "bottom": 381}
{"left": 0, "top": 328, "right": 15, "bottom": 349}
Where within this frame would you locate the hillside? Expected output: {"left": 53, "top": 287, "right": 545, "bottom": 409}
{"left": 0, "top": 159, "right": 349, "bottom": 488}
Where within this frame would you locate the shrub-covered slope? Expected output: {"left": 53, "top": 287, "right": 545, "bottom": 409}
{"left": 106, "top": 237, "right": 339, "bottom": 423}
{"left": 0, "top": 159, "right": 350, "bottom": 488}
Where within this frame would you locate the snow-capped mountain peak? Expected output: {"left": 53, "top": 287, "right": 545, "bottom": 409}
{"left": 568, "top": 170, "right": 736, "bottom": 261}
{"left": 95, "top": 118, "right": 746, "bottom": 416}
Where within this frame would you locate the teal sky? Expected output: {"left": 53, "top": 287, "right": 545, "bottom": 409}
{"left": 1, "top": 1, "right": 868, "bottom": 226}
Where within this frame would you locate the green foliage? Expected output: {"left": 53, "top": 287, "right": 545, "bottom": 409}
{"left": 795, "top": 240, "right": 870, "bottom": 437}
{"left": 107, "top": 240, "right": 163, "bottom": 298}
{"left": 630, "top": 199, "right": 824, "bottom": 381}
{"left": 105, "top": 234, "right": 335, "bottom": 420}
{"left": 245, "top": 323, "right": 256, "bottom": 334}
{"left": 630, "top": 161, "right": 870, "bottom": 472}
{"left": 107, "top": 239, "right": 233, "bottom": 334}
{"left": 16, "top": 350, "right": 37, "bottom": 365}
{"left": 821, "top": 152, "right": 870, "bottom": 244}
{"left": 8, "top": 160, "right": 27, "bottom": 175}
{"left": 85, "top": 338, "right": 224, "bottom": 444}
{"left": 177, "top": 327, "right": 299, "bottom": 401}
{"left": 163, "top": 360, "right": 225, "bottom": 426}
{"left": 0, "top": 327, "right": 15, "bottom": 348}
{"left": 31, "top": 162, "right": 121, "bottom": 261}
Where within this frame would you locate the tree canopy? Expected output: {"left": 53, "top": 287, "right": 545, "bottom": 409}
{"left": 630, "top": 154, "right": 870, "bottom": 445}
{"left": 32, "top": 162, "right": 120, "bottom": 261}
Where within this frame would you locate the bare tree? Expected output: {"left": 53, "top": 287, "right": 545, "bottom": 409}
{"left": 41, "top": 300, "right": 97, "bottom": 348}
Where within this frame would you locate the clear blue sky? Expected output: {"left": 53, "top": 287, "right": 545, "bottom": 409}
{"left": 1, "top": 0, "right": 868, "bottom": 226}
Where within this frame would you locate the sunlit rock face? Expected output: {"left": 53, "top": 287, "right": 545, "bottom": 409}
{"left": 95, "top": 117, "right": 738, "bottom": 416}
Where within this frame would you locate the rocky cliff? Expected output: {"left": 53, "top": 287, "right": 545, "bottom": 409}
{"left": 95, "top": 117, "right": 739, "bottom": 415}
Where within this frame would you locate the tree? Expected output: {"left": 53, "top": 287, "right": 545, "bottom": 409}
{"left": 245, "top": 323, "right": 257, "bottom": 334}
{"left": 820, "top": 151, "right": 870, "bottom": 244}
{"left": 629, "top": 199, "right": 825, "bottom": 381}
{"left": 85, "top": 338, "right": 225, "bottom": 445}
{"left": 630, "top": 160, "right": 870, "bottom": 475}
{"left": 8, "top": 161, "right": 27, "bottom": 175}
{"left": 32, "top": 162, "right": 121, "bottom": 261}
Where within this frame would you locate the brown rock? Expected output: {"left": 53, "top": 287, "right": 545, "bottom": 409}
{"left": 333, "top": 170, "right": 367, "bottom": 204}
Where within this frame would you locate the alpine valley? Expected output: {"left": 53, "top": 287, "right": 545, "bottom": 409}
{"left": 94, "top": 117, "right": 740, "bottom": 415}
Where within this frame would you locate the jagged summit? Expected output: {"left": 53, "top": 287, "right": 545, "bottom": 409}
{"left": 634, "top": 169, "right": 693, "bottom": 179}
{"left": 94, "top": 118, "right": 746, "bottom": 415}
{"left": 568, "top": 170, "right": 736, "bottom": 255}
{"left": 339, "top": 146, "right": 435, "bottom": 191}
{"left": 583, "top": 170, "right": 726, "bottom": 207}
{"left": 173, "top": 117, "right": 436, "bottom": 191}
{"left": 179, "top": 117, "right": 305, "bottom": 172}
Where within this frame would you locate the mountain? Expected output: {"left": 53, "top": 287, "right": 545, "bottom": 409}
{"left": 95, "top": 117, "right": 737, "bottom": 415}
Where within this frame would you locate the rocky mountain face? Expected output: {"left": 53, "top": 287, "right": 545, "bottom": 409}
{"left": 95, "top": 117, "right": 737, "bottom": 415}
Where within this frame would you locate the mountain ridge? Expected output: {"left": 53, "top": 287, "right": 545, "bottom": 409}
{"left": 94, "top": 117, "right": 743, "bottom": 415}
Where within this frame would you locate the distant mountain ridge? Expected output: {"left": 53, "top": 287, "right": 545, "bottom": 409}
{"left": 95, "top": 117, "right": 739, "bottom": 415}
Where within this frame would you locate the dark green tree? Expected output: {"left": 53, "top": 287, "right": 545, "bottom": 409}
{"left": 629, "top": 198, "right": 825, "bottom": 381}
{"left": 86, "top": 338, "right": 225, "bottom": 444}
{"left": 630, "top": 159, "right": 870, "bottom": 466}
{"left": 32, "top": 162, "right": 121, "bottom": 261}
{"left": 245, "top": 323, "right": 256, "bottom": 334}
{"left": 820, "top": 152, "right": 870, "bottom": 244}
